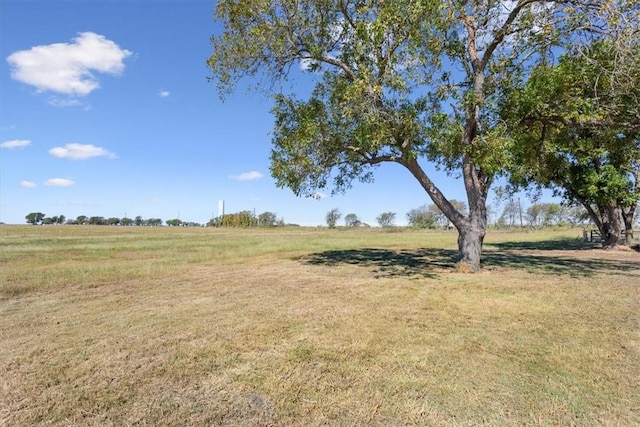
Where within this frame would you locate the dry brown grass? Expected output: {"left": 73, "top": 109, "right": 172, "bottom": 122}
{"left": 1, "top": 225, "right": 639, "bottom": 426}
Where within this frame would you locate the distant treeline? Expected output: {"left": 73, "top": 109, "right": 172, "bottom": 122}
{"left": 23, "top": 211, "right": 286, "bottom": 228}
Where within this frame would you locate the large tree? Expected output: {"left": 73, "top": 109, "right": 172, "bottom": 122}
{"left": 208, "top": 0, "right": 623, "bottom": 270}
{"left": 503, "top": 40, "right": 640, "bottom": 247}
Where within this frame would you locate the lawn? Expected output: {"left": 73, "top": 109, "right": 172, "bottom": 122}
{"left": 1, "top": 225, "right": 638, "bottom": 426}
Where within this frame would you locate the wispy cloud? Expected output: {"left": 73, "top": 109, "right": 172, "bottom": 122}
{"left": 48, "top": 97, "right": 87, "bottom": 108}
{"left": 6, "top": 32, "right": 132, "bottom": 97}
{"left": 230, "top": 171, "right": 264, "bottom": 182}
{"left": 20, "top": 181, "right": 37, "bottom": 188}
{"left": 158, "top": 90, "right": 170, "bottom": 98}
{"left": 1, "top": 139, "right": 31, "bottom": 149}
{"left": 45, "top": 178, "right": 75, "bottom": 187}
{"left": 49, "top": 143, "right": 116, "bottom": 160}
{"left": 309, "top": 192, "right": 328, "bottom": 199}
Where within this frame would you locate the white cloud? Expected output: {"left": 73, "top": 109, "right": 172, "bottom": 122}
{"left": 1, "top": 139, "right": 31, "bottom": 148}
{"left": 49, "top": 143, "right": 116, "bottom": 160}
{"left": 309, "top": 192, "right": 328, "bottom": 199}
{"left": 45, "top": 178, "right": 75, "bottom": 187}
{"left": 230, "top": 171, "right": 264, "bottom": 182}
{"left": 6, "top": 32, "right": 132, "bottom": 97}
{"left": 20, "top": 181, "right": 37, "bottom": 188}
{"left": 158, "top": 90, "right": 170, "bottom": 98}
{"left": 0, "top": 139, "right": 31, "bottom": 148}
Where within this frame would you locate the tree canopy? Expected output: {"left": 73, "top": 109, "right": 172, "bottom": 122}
{"left": 503, "top": 39, "right": 640, "bottom": 246}
{"left": 325, "top": 208, "right": 342, "bottom": 229}
{"left": 208, "top": 0, "right": 638, "bottom": 269}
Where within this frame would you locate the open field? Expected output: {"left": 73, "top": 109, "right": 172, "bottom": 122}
{"left": 1, "top": 225, "right": 639, "bottom": 426}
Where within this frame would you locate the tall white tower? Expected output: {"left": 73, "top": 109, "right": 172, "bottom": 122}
{"left": 218, "top": 200, "right": 225, "bottom": 218}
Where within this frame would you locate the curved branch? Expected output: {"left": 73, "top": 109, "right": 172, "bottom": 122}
{"left": 481, "top": 0, "right": 539, "bottom": 70}
{"left": 403, "top": 157, "right": 467, "bottom": 227}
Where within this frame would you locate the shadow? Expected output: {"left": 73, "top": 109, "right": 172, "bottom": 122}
{"left": 300, "top": 242, "right": 639, "bottom": 279}
{"left": 301, "top": 248, "right": 456, "bottom": 279}
{"left": 487, "top": 237, "right": 597, "bottom": 251}
{"left": 481, "top": 251, "right": 638, "bottom": 277}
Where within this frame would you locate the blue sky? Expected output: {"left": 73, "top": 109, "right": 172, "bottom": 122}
{"left": 1, "top": 0, "right": 513, "bottom": 226}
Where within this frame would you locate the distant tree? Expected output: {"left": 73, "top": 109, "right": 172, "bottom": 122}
{"left": 121, "top": 217, "right": 133, "bottom": 226}
{"left": 184, "top": 222, "right": 202, "bottom": 227}
{"left": 56, "top": 215, "right": 66, "bottom": 225}
{"left": 541, "top": 203, "right": 562, "bottom": 226}
{"left": 526, "top": 204, "right": 544, "bottom": 228}
{"left": 427, "top": 200, "right": 467, "bottom": 228}
{"left": 25, "top": 212, "right": 45, "bottom": 225}
{"left": 376, "top": 212, "right": 396, "bottom": 228}
{"left": 77, "top": 215, "right": 88, "bottom": 225}
{"left": 557, "top": 204, "right": 588, "bottom": 226}
{"left": 41, "top": 217, "right": 54, "bottom": 225}
{"left": 220, "top": 211, "right": 255, "bottom": 227}
{"left": 344, "top": 213, "right": 361, "bottom": 227}
{"left": 106, "top": 217, "right": 121, "bottom": 226}
{"left": 146, "top": 218, "right": 163, "bottom": 227}
{"left": 258, "top": 211, "right": 278, "bottom": 227}
{"left": 166, "top": 218, "right": 182, "bottom": 227}
{"left": 134, "top": 216, "right": 144, "bottom": 226}
{"left": 406, "top": 205, "right": 436, "bottom": 229}
{"left": 88, "top": 216, "right": 106, "bottom": 225}
{"left": 500, "top": 201, "right": 521, "bottom": 228}
{"left": 486, "top": 204, "right": 497, "bottom": 227}
{"left": 325, "top": 208, "right": 341, "bottom": 229}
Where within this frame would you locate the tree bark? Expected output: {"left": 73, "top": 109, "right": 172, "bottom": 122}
{"left": 601, "top": 206, "right": 623, "bottom": 249}
{"left": 456, "top": 218, "right": 486, "bottom": 272}
{"left": 622, "top": 205, "right": 636, "bottom": 244}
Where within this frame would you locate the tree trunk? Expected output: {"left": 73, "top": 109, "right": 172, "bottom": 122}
{"left": 622, "top": 205, "right": 636, "bottom": 245}
{"left": 601, "top": 206, "right": 623, "bottom": 249}
{"left": 457, "top": 221, "right": 486, "bottom": 272}
{"left": 402, "top": 157, "right": 487, "bottom": 271}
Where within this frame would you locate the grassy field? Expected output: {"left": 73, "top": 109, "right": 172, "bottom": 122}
{"left": 1, "top": 225, "right": 638, "bottom": 426}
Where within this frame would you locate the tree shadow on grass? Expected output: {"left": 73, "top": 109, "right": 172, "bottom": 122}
{"left": 300, "top": 238, "right": 639, "bottom": 279}
{"left": 486, "top": 237, "right": 597, "bottom": 251}
{"left": 301, "top": 248, "right": 450, "bottom": 279}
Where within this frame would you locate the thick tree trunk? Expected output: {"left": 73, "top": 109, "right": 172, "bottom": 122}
{"left": 403, "top": 155, "right": 489, "bottom": 272}
{"left": 622, "top": 206, "right": 636, "bottom": 245}
{"left": 457, "top": 221, "right": 486, "bottom": 272}
{"left": 601, "top": 206, "right": 623, "bottom": 249}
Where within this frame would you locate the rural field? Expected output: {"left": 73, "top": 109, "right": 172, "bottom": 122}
{"left": 1, "top": 225, "right": 638, "bottom": 426}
